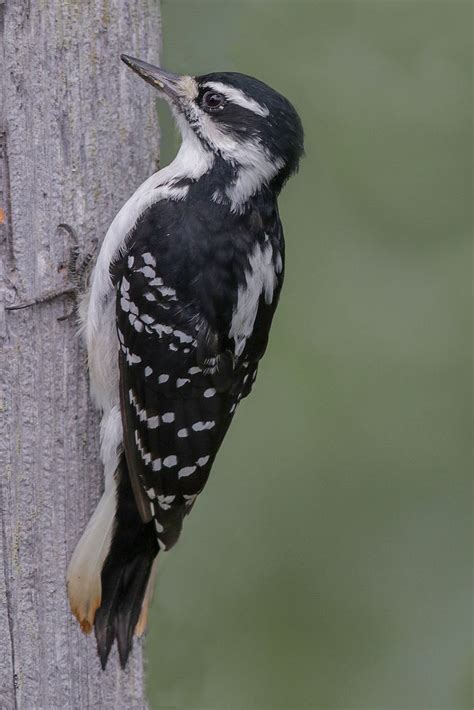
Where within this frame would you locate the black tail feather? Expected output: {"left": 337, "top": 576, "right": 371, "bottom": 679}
{"left": 94, "top": 563, "right": 123, "bottom": 670}
{"left": 94, "top": 455, "right": 158, "bottom": 670}
{"left": 115, "top": 552, "right": 155, "bottom": 667}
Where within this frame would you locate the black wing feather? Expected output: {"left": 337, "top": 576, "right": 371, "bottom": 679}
{"left": 116, "top": 249, "right": 255, "bottom": 552}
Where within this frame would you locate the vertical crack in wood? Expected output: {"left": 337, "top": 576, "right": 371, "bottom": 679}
{"left": 0, "top": 133, "right": 14, "bottom": 265}
{"left": 0, "top": 482, "right": 18, "bottom": 710}
{"left": 0, "top": 8, "right": 17, "bottom": 704}
{"left": 0, "top": 0, "right": 18, "bottom": 710}
{"left": 0, "top": 3, "right": 15, "bottom": 343}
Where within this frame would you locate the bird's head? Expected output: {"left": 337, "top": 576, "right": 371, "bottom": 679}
{"left": 121, "top": 55, "right": 304, "bottom": 205}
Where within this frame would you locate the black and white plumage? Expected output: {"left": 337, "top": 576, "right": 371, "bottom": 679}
{"left": 67, "top": 55, "right": 304, "bottom": 668}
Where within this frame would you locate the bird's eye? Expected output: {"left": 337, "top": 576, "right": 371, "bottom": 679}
{"left": 202, "top": 91, "right": 225, "bottom": 111}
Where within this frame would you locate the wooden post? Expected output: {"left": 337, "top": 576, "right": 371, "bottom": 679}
{"left": 0, "top": 2, "right": 161, "bottom": 707}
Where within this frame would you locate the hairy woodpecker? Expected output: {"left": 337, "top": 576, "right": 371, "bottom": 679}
{"left": 67, "top": 54, "right": 304, "bottom": 669}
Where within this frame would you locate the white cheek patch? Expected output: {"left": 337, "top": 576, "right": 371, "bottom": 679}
{"left": 202, "top": 81, "right": 269, "bottom": 117}
{"left": 186, "top": 104, "right": 237, "bottom": 156}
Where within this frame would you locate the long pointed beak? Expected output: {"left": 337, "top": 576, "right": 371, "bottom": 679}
{"left": 121, "top": 54, "right": 182, "bottom": 100}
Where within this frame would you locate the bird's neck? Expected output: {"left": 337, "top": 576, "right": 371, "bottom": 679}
{"left": 155, "top": 128, "right": 215, "bottom": 187}
{"left": 159, "top": 127, "right": 280, "bottom": 213}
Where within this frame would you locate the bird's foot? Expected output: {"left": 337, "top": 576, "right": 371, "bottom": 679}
{"left": 6, "top": 224, "right": 97, "bottom": 321}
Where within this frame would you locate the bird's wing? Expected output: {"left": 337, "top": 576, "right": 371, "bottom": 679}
{"left": 115, "top": 247, "right": 257, "bottom": 551}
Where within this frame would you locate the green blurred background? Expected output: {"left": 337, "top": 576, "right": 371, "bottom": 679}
{"left": 146, "top": 2, "right": 472, "bottom": 708}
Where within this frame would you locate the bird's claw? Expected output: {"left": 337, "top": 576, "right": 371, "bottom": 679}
{"left": 5, "top": 224, "right": 97, "bottom": 321}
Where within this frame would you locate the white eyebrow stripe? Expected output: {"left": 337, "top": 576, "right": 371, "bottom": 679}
{"left": 203, "top": 81, "right": 269, "bottom": 117}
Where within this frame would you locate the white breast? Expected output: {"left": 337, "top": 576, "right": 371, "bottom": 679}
{"left": 229, "top": 239, "right": 277, "bottom": 357}
{"left": 84, "top": 126, "right": 214, "bottom": 416}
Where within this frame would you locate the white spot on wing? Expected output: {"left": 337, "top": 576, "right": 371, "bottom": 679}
{"left": 138, "top": 265, "right": 156, "bottom": 280}
{"left": 178, "top": 466, "right": 197, "bottom": 478}
{"left": 135, "top": 429, "right": 153, "bottom": 467}
{"left": 154, "top": 519, "right": 164, "bottom": 533}
{"left": 158, "top": 494, "right": 175, "bottom": 510}
{"left": 143, "top": 252, "right": 156, "bottom": 267}
{"left": 173, "top": 330, "right": 193, "bottom": 344}
{"left": 163, "top": 455, "right": 177, "bottom": 468}
{"left": 126, "top": 350, "right": 142, "bottom": 365}
{"left": 153, "top": 323, "right": 173, "bottom": 337}
{"left": 192, "top": 421, "right": 215, "bottom": 431}
{"left": 158, "top": 286, "right": 177, "bottom": 299}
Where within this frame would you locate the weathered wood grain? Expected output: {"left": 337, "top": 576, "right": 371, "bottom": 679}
{"left": 0, "top": 2, "right": 161, "bottom": 707}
